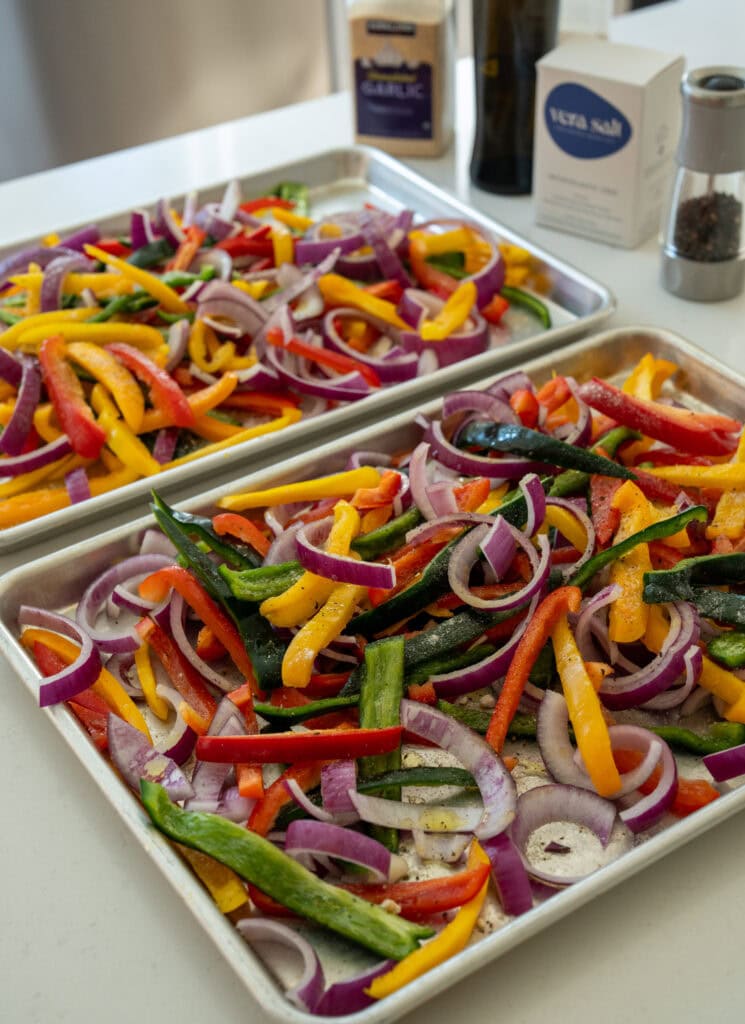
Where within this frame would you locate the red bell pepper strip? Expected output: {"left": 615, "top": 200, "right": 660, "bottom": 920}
{"left": 195, "top": 625, "right": 226, "bottom": 661}
{"left": 138, "top": 565, "right": 257, "bottom": 694}
{"left": 305, "top": 672, "right": 353, "bottom": 698}
{"left": 590, "top": 475, "right": 622, "bottom": 549}
{"left": 486, "top": 586, "right": 582, "bottom": 753}
{"left": 480, "top": 293, "right": 510, "bottom": 325}
{"left": 225, "top": 682, "right": 264, "bottom": 800}
{"left": 215, "top": 231, "right": 273, "bottom": 258}
{"left": 578, "top": 377, "right": 741, "bottom": 456}
{"left": 613, "top": 749, "right": 720, "bottom": 816}
{"left": 32, "top": 641, "right": 110, "bottom": 750}
{"left": 509, "top": 388, "right": 540, "bottom": 428}
{"left": 240, "top": 197, "right": 295, "bottom": 213}
{"left": 38, "top": 335, "right": 107, "bottom": 459}
{"left": 453, "top": 476, "right": 491, "bottom": 512}
{"left": 248, "top": 761, "right": 324, "bottom": 835}
{"left": 249, "top": 863, "right": 491, "bottom": 921}
{"left": 212, "top": 512, "right": 271, "bottom": 558}
{"left": 105, "top": 343, "right": 196, "bottom": 428}
{"left": 135, "top": 616, "right": 217, "bottom": 725}
{"left": 196, "top": 725, "right": 403, "bottom": 764}
{"left": 266, "top": 327, "right": 381, "bottom": 389}
{"left": 363, "top": 280, "right": 404, "bottom": 304}
{"left": 351, "top": 469, "right": 402, "bottom": 511}
{"left": 536, "top": 376, "right": 571, "bottom": 413}
{"left": 92, "top": 238, "right": 132, "bottom": 259}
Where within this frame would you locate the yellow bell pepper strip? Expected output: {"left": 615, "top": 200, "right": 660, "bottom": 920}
{"left": 317, "top": 273, "right": 408, "bottom": 330}
{"left": 0, "top": 455, "right": 77, "bottom": 500}
{"left": 261, "top": 500, "right": 361, "bottom": 629}
{"left": 160, "top": 408, "right": 302, "bottom": 470}
{"left": 408, "top": 225, "right": 473, "bottom": 256}
{"left": 551, "top": 613, "right": 621, "bottom": 797}
{"left": 282, "top": 582, "right": 367, "bottom": 688}
{"left": 19, "top": 627, "right": 151, "bottom": 739}
{"left": 608, "top": 481, "right": 653, "bottom": 643}
{"left": 91, "top": 390, "right": 161, "bottom": 478}
{"left": 188, "top": 319, "right": 237, "bottom": 374}
{"left": 270, "top": 207, "right": 315, "bottom": 232}
{"left": 33, "top": 403, "right": 64, "bottom": 442}
{"left": 365, "top": 840, "right": 490, "bottom": 1000}
{"left": 218, "top": 465, "right": 380, "bottom": 512}
{"left": 697, "top": 655, "right": 745, "bottom": 724}
{"left": 66, "top": 341, "right": 145, "bottom": 432}
{"left": 271, "top": 224, "right": 294, "bottom": 266}
{"left": 139, "top": 372, "right": 239, "bottom": 433}
{"left": 188, "top": 413, "right": 244, "bottom": 442}
{"left": 38, "top": 334, "right": 107, "bottom": 459}
{"left": 176, "top": 845, "right": 248, "bottom": 914}
{"left": 12, "top": 320, "right": 165, "bottom": 353}
{"left": 83, "top": 243, "right": 190, "bottom": 313}
{"left": 642, "top": 462, "right": 745, "bottom": 491}
{"left": 643, "top": 602, "right": 670, "bottom": 654}
{"left": 622, "top": 352, "right": 678, "bottom": 400}
{"left": 419, "top": 280, "right": 477, "bottom": 341}
{"left": 105, "top": 342, "right": 195, "bottom": 429}
{"left": 707, "top": 429, "right": 745, "bottom": 540}
{"left": 134, "top": 641, "right": 170, "bottom": 721}
{"left": 544, "top": 504, "right": 587, "bottom": 552}
{"left": 9, "top": 271, "right": 133, "bottom": 298}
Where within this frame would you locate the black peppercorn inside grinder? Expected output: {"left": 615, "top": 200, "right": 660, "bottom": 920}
{"left": 661, "top": 66, "right": 745, "bottom": 301}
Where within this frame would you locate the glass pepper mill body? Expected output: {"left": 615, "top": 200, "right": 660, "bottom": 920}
{"left": 660, "top": 67, "right": 745, "bottom": 302}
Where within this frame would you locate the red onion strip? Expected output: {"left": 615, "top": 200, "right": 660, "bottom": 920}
{"left": 19, "top": 605, "right": 102, "bottom": 707}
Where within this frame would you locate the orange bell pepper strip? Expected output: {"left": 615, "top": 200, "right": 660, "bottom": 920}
{"left": 608, "top": 480, "right": 653, "bottom": 644}
{"left": 366, "top": 841, "right": 490, "bottom": 1000}
{"left": 248, "top": 761, "right": 324, "bottom": 836}
{"left": 226, "top": 682, "right": 264, "bottom": 800}
{"left": 134, "top": 615, "right": 216, "bottom": 726}
{"left": 486, "top": 586, "right": 582, "bottom": 753}
{"left": 19, "top": 627, "right": 150, "bottom": 739}
{"left": 551, "top": 612, "right": 621, "bottom": 798}
{"left": 66, "top": 341, "right": 145, "bottom": 432}
{"left": 453, "top": 476, "right": 491, "bottom": 512}
{"left": 613, "top": 749, "right": 719, "bottom": 817}
{"left": 138, "top": 565, "right": 256, "bottom": 692}
{"left": 166, "top": 226, "right": 207, "bottom": 272}
{"left": 509, "top": 388, "right": 540, "bottom": 427}
{"left": 105, "top": 342, "right": 195, "bottom": 428}
{"left": 212, "top": 512, "right": 271, "bottom": 558}
{"left": 219, "top": 390, "right": 300, "bottom": 416}
{"left": 38, "top": 335, "right": 107, "bottom": 459}
{"left": 317, "top": 273, "right": 408, "bottom": 329}
{"left": 350, "top": 469, "right": 402, "bottom": 510}
{"left": 480, "top": 292, "right": 510, "bottom": 325}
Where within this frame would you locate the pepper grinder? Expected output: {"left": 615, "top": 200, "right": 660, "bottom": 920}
{"left": 660, "top": 66, "right": 745, "bottom": 302}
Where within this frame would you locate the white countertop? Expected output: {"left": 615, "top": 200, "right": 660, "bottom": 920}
{"left": 2, "top": 4, "right": 745, "bottom": 1022}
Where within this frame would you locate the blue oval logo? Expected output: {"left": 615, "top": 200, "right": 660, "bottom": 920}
{"left": 544, "top": 83, "right": 632, "bottom": 159}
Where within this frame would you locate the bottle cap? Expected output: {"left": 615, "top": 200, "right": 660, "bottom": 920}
{"left": 676, "top": 66, "right": 745, "bottom": 175}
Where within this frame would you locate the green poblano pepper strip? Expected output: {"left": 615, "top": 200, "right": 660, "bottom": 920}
{"left": 548, "top": 427, "right": 642, "bottom": 498}
{"left": 649, "top": 586, "right": 745, "bottom": 628}
{"left": 253, "top": 694, "right": 359, "bottom": 728}
{"left": 220, "top": 560, "right": 304, "bottom": 602}
{"left": 499, "top": 286, "right": 551, "bottom": 328}
{"left": 456, "top": 421, "right": 636, "bottom": 479}
{"left": 351, "top": 505, "right": 423, "bottom": 561}
{"left": 569, "top": 504, "right": 709, "bottom": 590}
{"left": 160, "top": 501, "right": 260, "bottom": 570}
{"left": 643, "top": 553, "right": 745, "bottom": 626}
{"left": 140, "top": 781, "right": 432, "bottom": 959}
{"left": 359, "top": 636, "right": 405, "bottom": 852}
{"left": 404, "top": 643, "right": 496, "bottom": 688}
{"left": 707, "top": 631, "right": 745, "bottom": 669}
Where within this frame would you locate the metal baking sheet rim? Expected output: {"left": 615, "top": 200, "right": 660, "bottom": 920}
{"left": 0, "top": 145, "right": 615, "bottom": 553}
{"left": 2, "top": 324, "right": 731, "bottom": 1024}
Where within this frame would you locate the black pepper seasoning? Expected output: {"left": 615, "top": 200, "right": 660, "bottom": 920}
{"left": 673, "top": 191, "right": 743, "bottom": 263}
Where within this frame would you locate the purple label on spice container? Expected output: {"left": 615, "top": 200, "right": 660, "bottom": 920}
{"left": 355, "top": 59, "right": 433, "bottom": 140}
{"left": 545, "top": 83, "right": 632, "bottom": 159}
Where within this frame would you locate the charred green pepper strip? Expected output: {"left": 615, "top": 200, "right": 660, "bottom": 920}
{"left": 140, "top": 781, "right": 432, "bottom": 958}
{"left": 457, "top": 421, "right": 635, "bottom": 479}
{"left": 351, "top": 505, "right": 423, "bottom": 561}
{"left": 254, "top": 694, "right": 359, "bottom": 728}
{"left": 359, "top": 637, "right": 405, "bottom": 851}
{"left": 500, "top": 286, "right": 551, "bottom": 328}
{"left": 127, "top": 237, "right": 174, "bottom": 268}
{"left": 151, "top": 491, "right": 234, "bottom": 603}
{"left": 405, "top": 643, "right": 496, "bottom": 687}
{"left": 437, "top": 701, "right": 536, "bottom": 738}
{"left": 569, "top": 504, "right": 708, "bottom": 590}
{"left": 168, "top": 505, "right": 260, "bottom": 570}
{"left": 549, "top": 427, "right": 642, "bottom": 498}
{"left": 708, "top": 631, "right": 745, "bottom": 669}
{"left": 643, "top": 553, "right": 745, "bottom": 626}
{"left": 220, "top": 560, "right": 304, "bottom": 603}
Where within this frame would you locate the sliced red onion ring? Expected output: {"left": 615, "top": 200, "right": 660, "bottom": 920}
{"left": 168, "top": 592, "right": 235, "bottom": 692}
{"left": 546, "top": 496, "right": 596, "bottom": 579}
{"left": 401, "top": 699, "right": 516, "bottom": 838}
{"left": 411, "top": 217, "right": 505, "bottom": 307}
{"left": 197, "top": 280, "right": 268, "bottom": 336}
{"left": 130, "top": 209, "right": 159, "bottom": 249}
{"left": 40, "top": 253, "right": 93, "bottom": 313}
{"left": 64, "top": 466, "right": 91, "bottom": 505}
{"left": 361, "top": 212, "right": 412, "bottom": 287}
{"left": 0, "top": 355, "right": 41, "bottom": 455}
{"left": 58, "top": 224, "right": 101, "bottom": 252}
{"left": 152, "top": 428, "right": 179, "bottom": 465}
{"left": 0, "top": 243, "right": 85, "bottom": 290}
{"left": 480, "top": 516, "right": 516, "bottom": 579}
{"left": 0, "top": 434, "right": 73, "bottom": 477}
{"left": 482, "top": 832, "right": 533, "bottom": 915}
{"left": 216, "top": 784, "right": 256, "bottom": 823}
{"left": 295, "top": 230, "right": 365, "bottom": 266}
{"left": 186, "top": 703, "right": 246, "bottom": 811}
{"left": 285, "top": 819, "right": 406, "bottom": 882}
{"left": 441, "top": 389, "right": 518, "bottom": 425}
{"left": 19, "top": 605, "right": 101, "bottom": 707}
{"left": 349, "top": 790, "right": 484, "bottom": 833}
{"left": 520, "top": 473, "right": 547, "bottom": 537}
{"left": 139, "top": 528, "right": 177, "bottom": 558}
{"left": 448, "top": 523, "right": 550, "bottom": 612}
{"left": 427, "top": 418, "right": 546, "bottom": 480}
{"left": 510, "top": 783, "right": 618, "bottom": 886}
{"left": 403, "top": 511, "right": 494, "bottom": 547}
{"left": 314, "top": 960, "right": 395, "bottom": 1017}
{"left": 574, "top": 585, "right": 619, "bottom": 661}
{"left": 264, "top": 342, "right": 371, "bottom": 403}
{"left": 153, "top": 684, "right": 198, "bottom": 765}
{"left": 617, "top": 734, "right": 677, "bottom": 833}
{"left": 104, "top": 652, "right": 139, "bottom": 695}
{"left": 487, "top": 370, "right": 536, "bottom": 400}
{"left": 265, "top": 249, "right": 340, "bottom": 314}
{"left": 76, "top": 554, "right": 173, "bottom": 654}
{"left": 537, "top": 690, "right": 595, "bottom": 789}
{"left": 236, "top": 918, "right": 325, "bottom": 1013}
{"left": 0, "top": 348, "right": 22, "bottom": 387}
{"left": 195, "top": 201, "right": 236, "bottom": 241}
{"left": 407, "top": 441, "right": 439, "bottom": 521}
{"left": 549, "top": 376, "right": 592, "bottom": 447}
{"left": 321, "top": 760, "right": 358, "bottom": 817}
{"left": 323, "top": 309, "right": 419, "bottom": 385}
{"left": 165, "top": 318, "right": 190, "bottom": 372}
{"left": 107, "top": 714, "right": 194, "bottom": 800}
{"left": 640, "top": 644, "right": 702, "bottom": 710}
{"left": 412, "top": 830, "right": 471, "bottom": 863}
{"left": 284, "top": 778, "right": 334, "bottom": 822}
{"left": 218, "top": 179, "right": 242, "bottom": 222}
{"left": 295, "top": 517, "right": 395, "bottom": 589}
{"left": 399, "top": 292, "right": 489, "bottom": 369}
{"left": 155, "top": 198, "right": 186, "bottom": 247}
{"left": 703, "top": 740, "right": 745, "bottom": 781}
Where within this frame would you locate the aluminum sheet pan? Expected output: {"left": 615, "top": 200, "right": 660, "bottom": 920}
{"left": 0, "top": 146, "right": 613, "bottom": 552}
{"left": 2, "top": 325, "right": 731, "bottom": 1024}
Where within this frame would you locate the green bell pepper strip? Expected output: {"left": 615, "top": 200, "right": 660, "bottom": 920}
{"left": 87, "top": 293, "right": 158, "bottom": 323}
{"left": 436, "top": 700, "right": 745, "bottom": 756}
{"left": 359, "top": 638, "right": 405, "bottom": 851}
{"left": 568, "top": 504, "right": 708, "bottom": 590}
{"left": 140, "top": 781, "right": 432, "bottom": 959}
{"left": 0, "top": 308, "right": 22, "bottom": 326}
{"left": 161, "top": 502, "right": 260, "bottom": 570}
{"left": 643, "top": 553, "right": 745, "bottom": 626}
{"left": 126, "top": 237, "right": 174, "bottom": 268}
{"left": 220, "top": 560, "right": 304, "bottom": 603}
{"left": 351, "top": 505, "right": 423, "bottom": 561}
{"left": 161, "top": 266, "right": 217, "bottom": 288}
{"left": 254, "top": 694, "right": 360, "bottom": 727}
{"left": 500, "top": 286, "right": 551, "bottom": 328}
{"left": 156, "top": 310, "right": 195, "bottom": 325}
{"left": 271, "top": 181, "right": 310, "bottom": 217}
{"left": 457, "top": 421, "right": 636, "bottom": 480}
{"left": 405, "top": 643, "right": 496, "bottom": 688}
{"left": 707, "top": 632, "right": 745, "bottom": 669}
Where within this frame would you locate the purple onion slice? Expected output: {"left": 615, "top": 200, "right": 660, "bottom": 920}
{"left": 107, "top": 714, "right": 194, "bottom": 800}
{"left": 236, "top": 918, "right": 325, "bottom": 1013}
{"left": 19, "top": 605, "right": 102, "bottom": 707}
